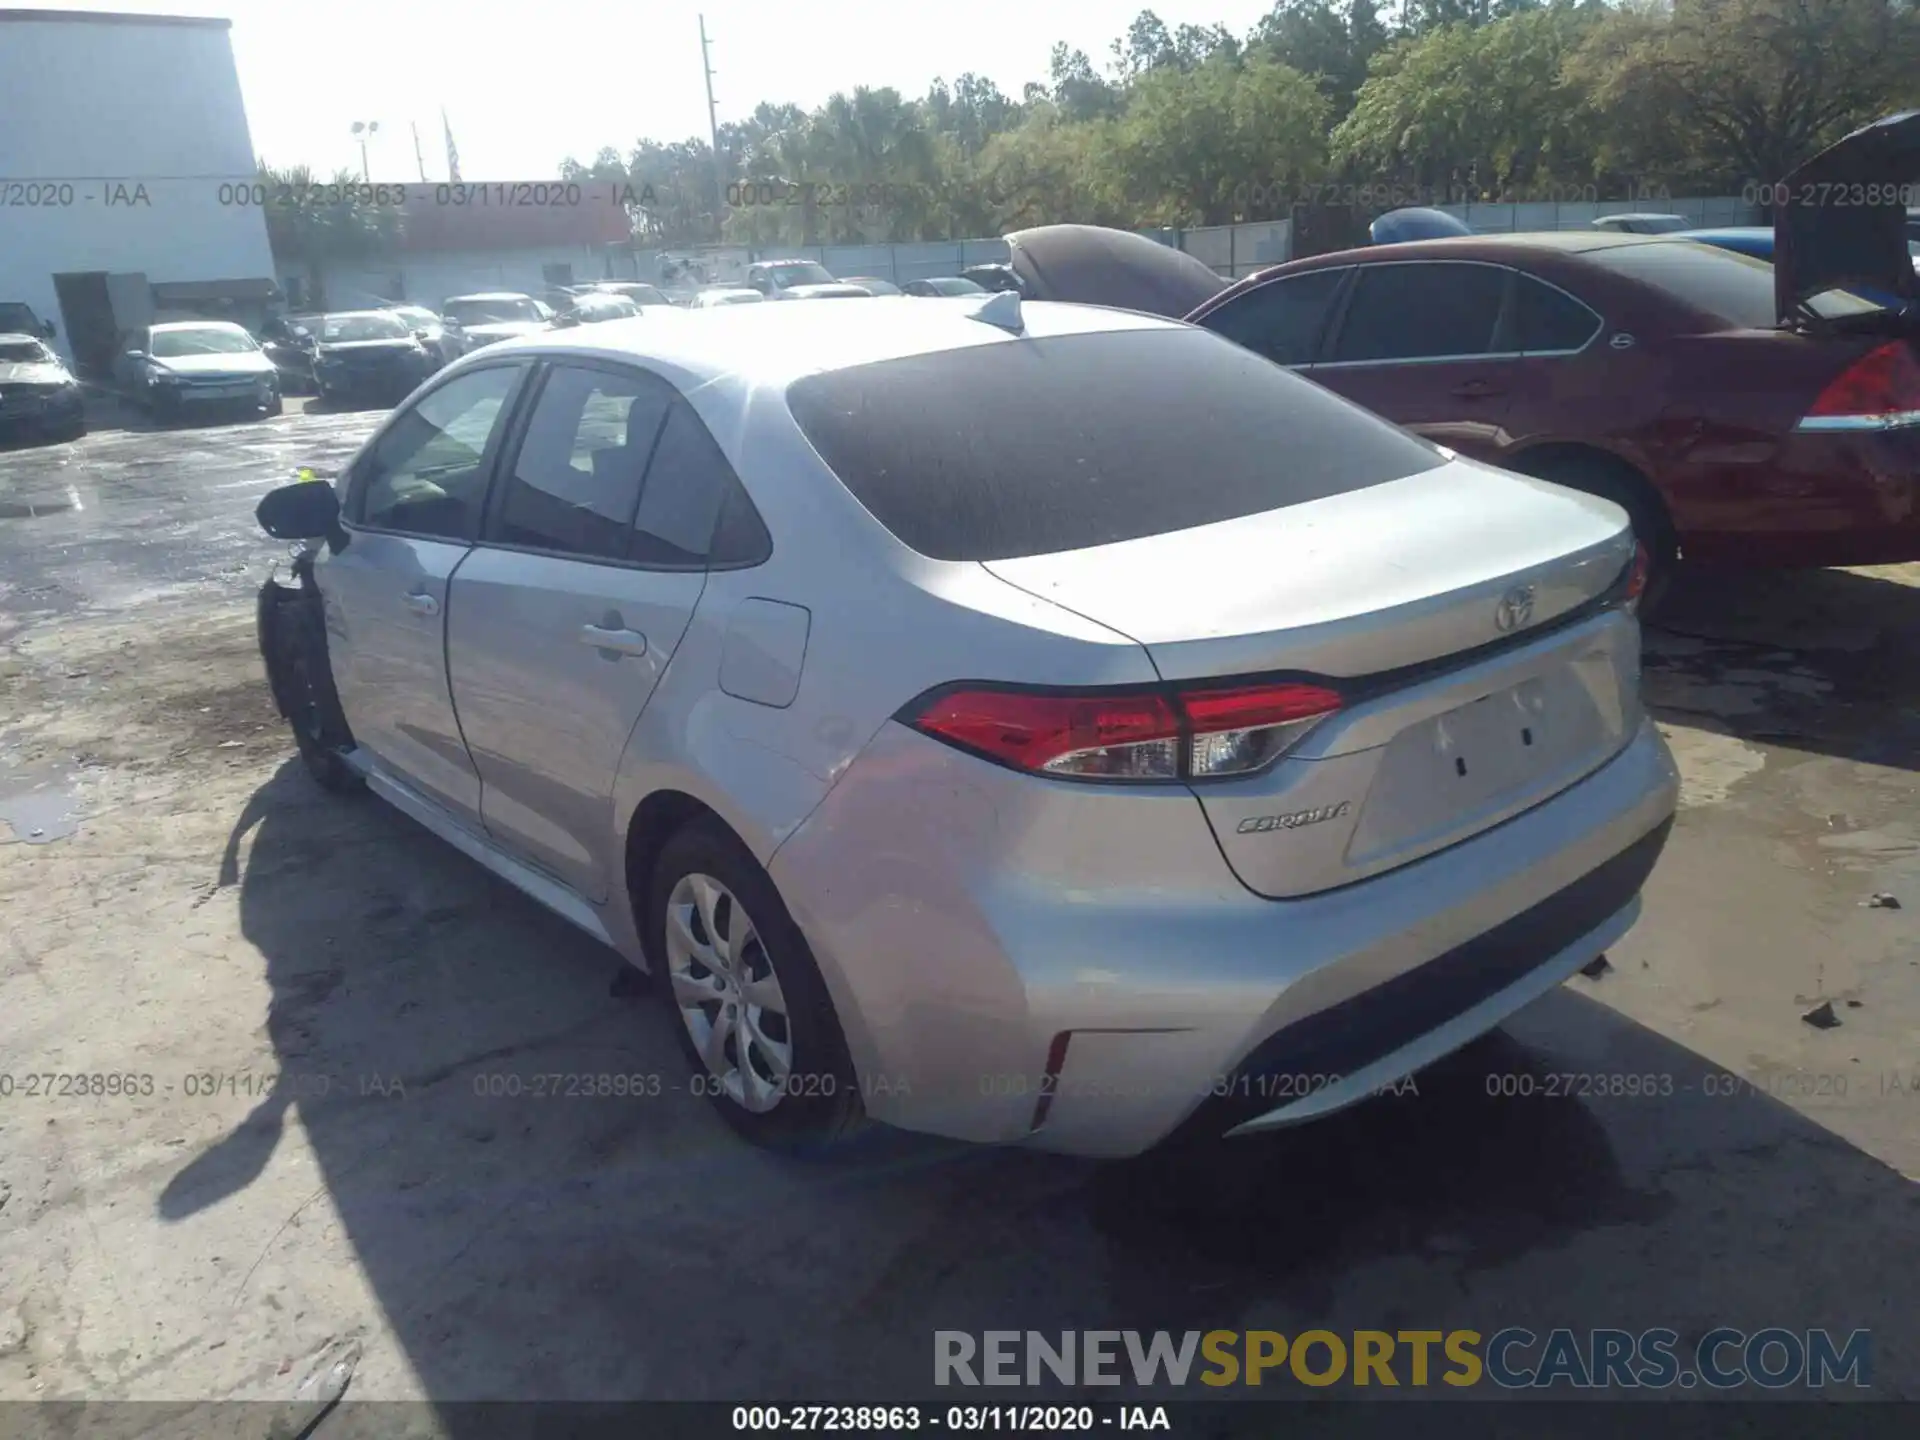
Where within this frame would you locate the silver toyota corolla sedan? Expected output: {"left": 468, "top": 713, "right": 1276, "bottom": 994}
{"left": 253, "top": 292, "right": 1679, "bottom": 1157}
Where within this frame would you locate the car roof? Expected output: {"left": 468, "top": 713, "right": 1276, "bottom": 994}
{"left": 444, "top": 291, "right": 534, "bottom": 301}
{"left": 152, "top": 318, "right": 248, "bottom": 330}
{"left": 1293, "top": 231, "right": 1705, "bottom": 265}
{"left": 477, "top": 296, "right": 1176, "bottom": 390}
{"left": 318, "top": 309, "right": 404, "bottom": 319}
{"left": 1595, "top": 212, "right": 1687, "bottom": 221}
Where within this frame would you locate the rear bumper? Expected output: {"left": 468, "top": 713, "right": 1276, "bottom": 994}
{"left": 770, "top": 715, "right": 1680, "bottom": 1158}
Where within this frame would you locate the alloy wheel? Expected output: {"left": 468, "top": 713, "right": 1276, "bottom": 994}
{"left": 664, "top": 872, "right": 793, "bottom": 1112}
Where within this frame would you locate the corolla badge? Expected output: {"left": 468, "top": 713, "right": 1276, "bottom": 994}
{"left": 1494, "top": 584, "right": 1537, "bottom": 633}
{"left": 1237, "top": 801, "right": 1352, "bottom": 835}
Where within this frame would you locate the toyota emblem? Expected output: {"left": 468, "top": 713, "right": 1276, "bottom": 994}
{"left": 1495, "top": 585, "right": 1536, "bottom": 633}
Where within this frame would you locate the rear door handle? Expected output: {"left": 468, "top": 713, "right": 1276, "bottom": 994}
{"left": 1452, "top": 379, "right": 1505, "bottom": 399}
{"left": 581, "top": 623, "right": 648, "bottom": 658}
{"left": 403, "top": 590, "right": 439, "bottom": 616}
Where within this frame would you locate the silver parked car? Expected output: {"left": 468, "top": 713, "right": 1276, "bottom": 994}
{"left": 253, "top": 293, "right": 1678, "bottom": 1157}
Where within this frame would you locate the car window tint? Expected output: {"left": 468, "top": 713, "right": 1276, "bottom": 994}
{"left": 355, "top": 365, "right": 522, "bottom": 540}
{"left": 1579, "top": 240, "right": 1776, "bottom": 328}
{"left": 1202, "top": 268, "right": 1347, "bottom": 366}
{"left": 1330, "top": 263, "right": 1506, "bottom": 362}
{"left": 492, "top": 365, "right": 671, "bottom": 560}
{"left": 785, "top": 327, "right": 1444, "bottom": 562}
{"left": 630, "top": 401, "right": 762, "bottom": 567}
{"left": 1513, "top": 275, "right": 1601, "bottom": 353}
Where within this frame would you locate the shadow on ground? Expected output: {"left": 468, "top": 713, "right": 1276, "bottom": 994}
{"left": 1645, "top": 563, "right": 1920, "bottom": 773}
{"left": 146, "top": 758, "right": 1920, "bottom": 1417}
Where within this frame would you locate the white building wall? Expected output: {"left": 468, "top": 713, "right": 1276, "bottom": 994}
{"left": 0, "top": 13, "right": 272, "bottom": 360}
{"left": 286, "top": 245, "right": 621, "bottom": 313}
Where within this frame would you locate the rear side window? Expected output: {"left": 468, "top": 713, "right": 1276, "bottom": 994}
{"left": 1202, "top": 268, "right": 1347, "bottom": 366}
{"left": 632, "top": 401, "right": 770, "bottom": 568}
{"left": 1329, "top": 262, "right": 1508, "bottom": 362}
{"left": 785, "top": 327, "right": 1444, "bottom": 562}
{"left": 1513, "top": 275, "right": 1602, "bottom": 353}
{"left": 1580, "top": 241, "right": 1776, "bottom": 328}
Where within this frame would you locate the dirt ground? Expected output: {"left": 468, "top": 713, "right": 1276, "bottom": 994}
{"left": 1, "top": 418, "right": 1917, "bottom": 1416}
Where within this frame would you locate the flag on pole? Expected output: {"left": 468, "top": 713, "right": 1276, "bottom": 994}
{"left": 442, "top": 107, "right": 462, "bottom": 183}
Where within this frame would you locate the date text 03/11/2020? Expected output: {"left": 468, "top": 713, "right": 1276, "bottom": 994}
{"left": 731, "top": 1406, "right": 1170, "bottom": 1432}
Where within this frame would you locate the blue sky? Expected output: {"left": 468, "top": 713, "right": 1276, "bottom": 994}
{"left": 63, "top": 1, "right": 1281, "bottom": 180}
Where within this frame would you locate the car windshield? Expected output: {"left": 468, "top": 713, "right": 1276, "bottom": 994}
{"left": 445, "top": 297, "right": 541, "bottom": 325}
{"left": 767, "top": 262, "right": 835, "bottom": 288}
{"left": 602, "top": 285, "right": 666, "bottom": 305}
{"left": 930, "top": 277, "right": 984, "bottom": 294}
{"left": 786, "top": 327, "right": 1445, "bottom": 562}
{"left": 0, "top": 305, "right": 39, "bottom": 331}
{"left": 150, "top": 325, "right": 258, "bottom": 357}
{"left": 388, "top": 307, "right": 437, "bottom": 328}
{"left": 0, "top": 338, "right": 54, "bottom": 363}
{"left": 319, "top": 312, "right": 412, "bottom": 342}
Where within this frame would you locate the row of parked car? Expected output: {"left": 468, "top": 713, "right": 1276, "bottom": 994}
{"left": 0, "top": 264, "right": 1001, "bottom": 448}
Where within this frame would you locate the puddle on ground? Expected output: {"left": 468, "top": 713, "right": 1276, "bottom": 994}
{"left": 0, "top": 767, "right": 82, "bottom": 843}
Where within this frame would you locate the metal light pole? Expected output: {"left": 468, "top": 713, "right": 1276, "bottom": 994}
{"left": 350, "top": 120, "right": 381, "bottom": 180}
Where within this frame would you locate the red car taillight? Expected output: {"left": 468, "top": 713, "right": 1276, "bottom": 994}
{"left": 1799, "top": 342, "right": 1920, "bottom": 431}
{"left": 1622, "top": 540, "right": 1650, "bottom": 610}
{"left": 904, "top": 680, "right": 1344, "bottom": 781}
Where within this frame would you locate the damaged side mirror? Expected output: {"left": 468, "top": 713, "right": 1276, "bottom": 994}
{"left": 257, "top": 478, "right": 346, "bottom": 551}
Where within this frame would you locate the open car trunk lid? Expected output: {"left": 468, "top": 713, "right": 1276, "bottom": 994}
{"left": 986, "top": 460, "right": 1643, "bottom": 897}
{"left": 1776, "top": 110, "right": 1920, "bottom": 328}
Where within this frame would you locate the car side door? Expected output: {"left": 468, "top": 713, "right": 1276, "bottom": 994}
{"left": 1308, "top": 260, "right": 1519, "bottom": 458}
{"left": 318, "top": 361, "right": 531, "bottom": 822}
{"left": 445, "top": 360, "right": 763, "bottom": 901}
{"left": 1193, "top": 265, "right": 1352, "bottom": 372}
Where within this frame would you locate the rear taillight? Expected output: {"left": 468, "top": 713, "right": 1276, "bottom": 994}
{"left": 904, "top": 680, "right": 1344, "bottom": 782}
{"left": 1621, "top": 541, "right": 1650, "bottom": 610}
{"left": 1798, "top": 342, "right": 1920, "bottom": 431}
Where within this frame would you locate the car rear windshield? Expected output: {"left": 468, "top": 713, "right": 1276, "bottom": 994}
{"left": 785, "top": 327, "right": 1445, "bottom": 562}
{"left": 1580, "top": 240, "right": 1780, "bottom": 327}
{"left": 0, "top": 339, "right": 53, "bottom": 363}
{"left": 320, "top": 313, "right": 411, "bottom": 342}
{"left": 151, "top": 326, "right": 258, "bottom": 357}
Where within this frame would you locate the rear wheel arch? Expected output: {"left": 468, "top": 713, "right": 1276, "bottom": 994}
{"left": 1504, "top": 442, "right": 1677, "bottom": 562}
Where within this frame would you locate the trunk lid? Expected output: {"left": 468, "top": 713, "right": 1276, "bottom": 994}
{"left": 1776, "top": 110, "right": 1920, "bottom": 330}
{"left": 983, "top": 456, "right": 1633, "bottom": 682}
{"left": 985, "top": 458, "right": 1643, "bottom": 897}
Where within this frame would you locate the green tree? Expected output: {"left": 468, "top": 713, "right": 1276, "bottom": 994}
{"left": 1108, "top": 55, "right": 1331, "bottom": 225}
{"left": 257, "top": 163, "right": 400, "bottom": 311}
{"left": 1567, "top": 0, "right": 1920, "bottom": 191}
{"left": 1254, "top": 0, "right": 1392, "bottom": 114}
{"left": 1333, "top": 6, "right": 1605, "bottom": 201}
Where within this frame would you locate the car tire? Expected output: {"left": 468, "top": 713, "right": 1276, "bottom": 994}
{"left": 264, "top": 393, "right": 284, "bottom": 418}
{"left": 1512, "top": 449, "right": 1677, "bottom": 613}
{"left": 273, "top": 595, "right": 362, "bottom": 794}
{"left": 648, "top": 820, "right": 864, "bottom": 1152}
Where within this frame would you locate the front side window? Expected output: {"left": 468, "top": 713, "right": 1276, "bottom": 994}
{"left": 353, "top": 365, "right": 524, "bottom": 540}
{"left": 490, "top": 365, "right": 672, "bottom": 560}
{"left": 1201, "top": 267, "right": 1348, "bottom": 366}
{"left": 1328, "top": 263, "right": 1507, "bottom": 363}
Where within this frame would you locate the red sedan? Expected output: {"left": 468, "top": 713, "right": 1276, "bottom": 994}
{"left": 1003, "top": 113, "right": 1920, "bottom": 579}
{"left": 1184, "top": 230, "right": 1920, "bottom": 574}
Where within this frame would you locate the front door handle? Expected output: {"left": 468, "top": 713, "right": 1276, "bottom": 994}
{"left": 581, "top": 623, "right": 648, "bottom": 658}
{"left": 403, "top": 590, "right": 440, "bottom": 616}
{"left": 1452, "top": 379, "right": 1505, "bottom": 399}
